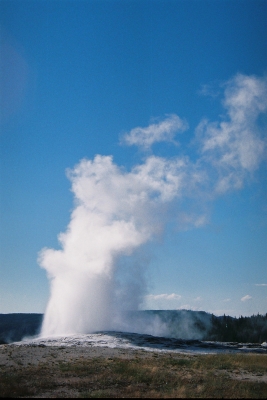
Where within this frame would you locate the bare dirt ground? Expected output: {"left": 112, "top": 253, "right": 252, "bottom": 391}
{"left": 0, "top": 344, "right": 267, "bottom": 398}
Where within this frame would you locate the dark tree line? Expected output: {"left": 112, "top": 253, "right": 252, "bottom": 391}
{"left": 0, "top": 314, "right": 43, "bottom": 344}
{"left": 206, "top": 313, "right": 267, "bottom": 343}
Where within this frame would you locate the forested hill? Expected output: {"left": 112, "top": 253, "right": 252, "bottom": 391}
{"left": 133, "top": 310, "right": 267, "bottom": 344}
{"left": 0, "top": 314, "right": 43, "bottom": 344}
{"left": 0, "top": 311, "right": 266, "bottom": 344}
{"left": 207, "top": 313, "right": 267, "bottom": 343}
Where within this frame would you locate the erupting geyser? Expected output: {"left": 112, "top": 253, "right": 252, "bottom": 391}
{"left": 39, "top": 74, "right": 267, "bottom": 337}
{"left": 39, "top": 154, "right": 193, "bottom": 335}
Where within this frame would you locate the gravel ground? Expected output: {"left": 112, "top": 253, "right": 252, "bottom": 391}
{"left": 0, "top": 343, "right": 266, "bottom": 398}
{"left": 0, "top": 343, "right": 154, "bottom": 367}
{"left": 1, "top": 343, "right": 267, "bottom": 382}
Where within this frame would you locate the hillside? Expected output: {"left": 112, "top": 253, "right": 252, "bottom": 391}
{"left": 0, "top": 311, "right": 266, "bottom": 344}
{"left": 0, "top": 313, "right": 43, "bottom": 344}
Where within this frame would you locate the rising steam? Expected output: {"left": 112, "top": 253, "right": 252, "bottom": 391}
{"left": 39, "top": 74, "right": 267, "bottom": 336}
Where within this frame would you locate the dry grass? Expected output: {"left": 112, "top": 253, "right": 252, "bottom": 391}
{"left": 0, "top": 349, "right": 266, "bottom": 398}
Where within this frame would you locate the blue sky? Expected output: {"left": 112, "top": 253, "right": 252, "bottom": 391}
{"left": 0, "top": 0, "right": 267, "bottom": 318}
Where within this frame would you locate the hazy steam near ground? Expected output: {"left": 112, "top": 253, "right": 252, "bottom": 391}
{"left": 39, "top": 74, "right": 267, "bottom": 337}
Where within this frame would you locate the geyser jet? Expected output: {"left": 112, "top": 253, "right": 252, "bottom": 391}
{"left": 39, "top": 154, "right": 194, "bottom": 335}
{"left": 39, "top": 73, "right": 267, "bottom": 337}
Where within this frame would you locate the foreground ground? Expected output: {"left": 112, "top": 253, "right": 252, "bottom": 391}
{"left": 0, "top": 344, "right": 267, "bottom": 398}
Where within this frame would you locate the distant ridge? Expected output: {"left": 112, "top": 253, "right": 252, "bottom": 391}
{"left": 0, "top": 313, "right": 43, "bottom": 344}
{"left": 0, "top": 311, "right": 266, "bottom": 344}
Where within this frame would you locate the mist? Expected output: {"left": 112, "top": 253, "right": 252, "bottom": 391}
{"left": 39, "top": 74, "right": 267, "bottom": 337}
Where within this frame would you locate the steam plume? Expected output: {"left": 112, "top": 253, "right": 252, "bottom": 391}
{"left": 39, "top": 74, "right": 267, "bottom": 336}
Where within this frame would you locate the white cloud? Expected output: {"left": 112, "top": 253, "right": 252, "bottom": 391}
{"left": 122, "top": 114, "right": 188, "bottom": 149}
{"left": 223, "top": 298, "right": 231, "bottom": 302}
{"left": 241, "top": 295, "right": 252, "bottom": 302}
{"left": 197, "top": 73, "right": 267, "bottom": 193}
{"left": 146, "top": 293, "right": 182, "bottom": 301}
{"left": 255, "top": 283, "right": 267, "bottom": 286}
